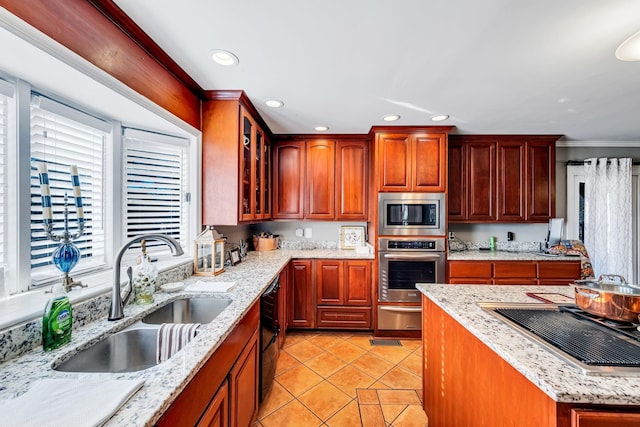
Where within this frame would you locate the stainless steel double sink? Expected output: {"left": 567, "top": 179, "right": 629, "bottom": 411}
{"left": 54, "top": 297, "right": 232, "bottom": 373}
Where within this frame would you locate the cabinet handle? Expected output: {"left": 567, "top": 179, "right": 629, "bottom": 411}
{"left": 379, "top": 306, "right": 422, "bottom": 313}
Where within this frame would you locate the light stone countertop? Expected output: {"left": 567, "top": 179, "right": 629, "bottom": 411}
{"left": 417, "top": 283, "right": 640, "bottom": 405}
{"left": 0, "top": 248, "right": 373, "bottom": 427}
{"left": 447, "top": 250, "right": 583, "bottom": 262}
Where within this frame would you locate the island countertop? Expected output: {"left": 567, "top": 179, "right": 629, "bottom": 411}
{"left": 447, "top": 250, "right": 582, "bottom": 262}
{"left": 416, "top": 283, "right": 640, "bottom": 406}
{"left": 0, "top": 248, "right": 373, "bottom": 426}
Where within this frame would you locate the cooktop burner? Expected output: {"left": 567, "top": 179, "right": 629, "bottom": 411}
{"left": 480, "top": 302, "right": 640, "bottom": 376}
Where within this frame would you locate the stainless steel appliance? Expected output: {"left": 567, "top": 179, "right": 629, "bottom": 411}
{"left": 377, "top": 237, "right": 446, "bottom": 330}
{"left": 378, "top": 192, "right": 446, "bottom": 236}
{"left": 260, "top": 276, "right": 280, "bottom": 401}
{"left": 482, "top": 302, "right": 640, "bottom": 376}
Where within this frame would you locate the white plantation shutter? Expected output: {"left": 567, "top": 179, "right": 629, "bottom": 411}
{"left": 30, "top": 94, "right": 107, "bottom": 276}
{"left": 123, "top": 128, "right": 189, "bottom": 259}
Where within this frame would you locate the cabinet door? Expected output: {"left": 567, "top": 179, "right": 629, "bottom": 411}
{"left": 197, "top": 380, "right": 228, "bottom": 427}
{"left": 467, "top": 141, "right": 496, "bottom": 220}
{"left": 336, "top": 140, "right": 368, "bottom": 220}
{"left": 288, "top": 260, "right": 315, "bottom": 328}
{"left": 377, "top": 133, "right": 411, "bottom": 191}
{"left": 277, "top": 264, "right": 288, "bottom": 348}
{"left": 239, "top": 110, "right": 255, "bottom": 222}
{"left": 229, "top": 329, "right": 259, "bottom": 427}
{"left": 537, "top": 261, "right": 580, "bottom": 285}
{"left": 571, "top": 408, "right": 640, "bottom": 427}
{"left": 317, "top": 260, "right": 344, "bottom": 305}
{"left": 345, "top": 260, "right": 371, "bottom": 306}
{"left": 497, "top": 141, "right": 526, "bottom": 221}
{"left": 413, "top": 133, "right": 446, "bottom": 191}
{"left": 527, "top": 140, "right": 555, "bottom": 221}
{"left": 273, "top": 142, "right": 305, "bottom": 219}
{"left": 262, "top": 136, "right": 271, "bottom": 220}
{"left": 306, "top": 140, "right": 335, "bottom": 219}
{"left": 448, "top": 140, "right": 466, "bottom": 221}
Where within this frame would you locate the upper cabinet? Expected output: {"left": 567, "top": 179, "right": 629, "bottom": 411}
{"left": 374, "top": 127, "right": 452, "bottom": 192}
{"left": 202, "top": 91, "right": 271, "bottom": 225}
{"left": 448, "top": 135, "right": 559, "bottom": 223}
{"left": 273, "top": 137, "right": 368, "bottom": 221}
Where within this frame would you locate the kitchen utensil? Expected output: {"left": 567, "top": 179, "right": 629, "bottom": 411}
{"left": 574, "top": 275, "right": 640, "bottom": 322}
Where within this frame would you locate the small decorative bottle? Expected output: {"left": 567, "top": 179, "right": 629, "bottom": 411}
{"left": 132, "top": 240, "right": 157, "bottom": 305}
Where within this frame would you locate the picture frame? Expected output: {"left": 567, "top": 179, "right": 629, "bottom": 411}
{"left": 340, "top": 226, "right": 366, "bottom": 250}
{"left": 229, "top": 248, "right": 241, "bottom": 265}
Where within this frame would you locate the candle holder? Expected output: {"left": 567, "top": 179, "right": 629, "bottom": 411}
{"left": 43, "top": 194, "right": 86, "bottom": 292}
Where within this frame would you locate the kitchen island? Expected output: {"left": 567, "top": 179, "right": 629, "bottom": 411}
{"left": 418, "top": 284, "right": 640, "bottom": 427}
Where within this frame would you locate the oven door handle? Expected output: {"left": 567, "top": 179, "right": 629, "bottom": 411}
{"left": 383, "top": 253, "right": 443, "bottom": 260}
{"left": 378, "top": 306, "right": 422, "bottom": 313}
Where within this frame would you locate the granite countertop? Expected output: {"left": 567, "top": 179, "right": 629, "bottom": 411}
{"left": 417, "top": 283, "right": 640, "bottom": 405}
{"left": 0, "top": 248, "right": 373, "bottom": 426}
{"left": 447, "top": 250, "right": 583, "bottom": 262}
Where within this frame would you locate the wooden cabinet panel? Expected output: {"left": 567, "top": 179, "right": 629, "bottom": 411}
{"left": 449, "top": 260, "right": 580, "bottom": 285}
{"left": 528, "top": 141, "right": 556, "bottom": 221}
{"left": 448, "top": 278, "right": 493, "bottom": 284}
{"left": 448, "top": 261, "right": 492, "bottom": 278}
{"left": 306, "top": 140, "right": 335, "bottom": 219}
{"left": 288, "top": 260, "right": 315, "bottom": 328}
{"left": 345, "top": 260, "right": 372, "bottom": 306}
{"left": 538, "top": 261, "right": 581, "bottom": 279}
{"left": 317, "top": 307, "right": 372, "bottom": 329}
{"left": 273, "top": 142, "right": 305, "bottom": 219}
{"left": 197, "top": 380, "right": 228, "bottom": 427}
{"left": 413, "top": 133, "right": 446, "bottom": 191}
{"left": 571, "top": 409, "right": 640, "bottom": 427}
{"left": 377, "top": 133, "right": 412, "bottom": 191}
{"left": 229, "top": 329, "right": 259, "bottom": 427}
{"left": 336, "top": 140, "right": 368, "bottom": 220}
{"left": 317, "top": 260, "right": 344, "bottom": 305}
{"left": 467, "top": 141, "right": 496, "bottom": 220}
{"left": 494, "top": 261, "right": 537, "bottom": 278}
{"left": 447, "top": 140, "right": 465, "bottom": 221}
{"left": 497, "top": 141, "right": 526, "bottom": 221}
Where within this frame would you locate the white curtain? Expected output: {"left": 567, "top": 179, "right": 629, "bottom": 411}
{"left": 584, "top": 157, "right": 633, "bottom": 280}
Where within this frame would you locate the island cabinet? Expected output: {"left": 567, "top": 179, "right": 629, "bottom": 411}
{"left": 373, "top": 126, "right": 452, "bottom": 192}
{"left": 448, "top": 135, "right": 559, "bottom": 222}
{"left": 272, "top": 137, "right": 368, "bottom": 220}
{"left": 447, "top": 260, "right": 581, "bottom": 285}
{"left": 157, "top": 301, "right": 259, "bottom": 427}
{"left": 316, "top": 260, "right": 372, "bottom": 329}
{"left": 422, "top": 296, "right": 640, "bottom": 427}
{"left": 202, "top": 91, "right": 271, "bottom": 225}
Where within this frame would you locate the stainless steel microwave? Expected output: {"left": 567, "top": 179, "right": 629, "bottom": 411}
{"left": 378, "top": 193, "right": 446, "bottom": 236}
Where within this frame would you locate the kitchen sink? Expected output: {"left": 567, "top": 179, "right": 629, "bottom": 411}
{"left": 54, "top": 327, "right": 159, "bottom": 373}
{"left": 142, "top": 297, "right": 232, "bottom": 325}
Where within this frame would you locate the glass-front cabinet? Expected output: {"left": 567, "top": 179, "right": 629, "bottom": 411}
{"left": 239, "top": 107, "right": 270, "bottom": 222}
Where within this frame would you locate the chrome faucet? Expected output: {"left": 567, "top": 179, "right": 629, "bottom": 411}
{"left": 108, "top": 234, "right": 184, "bottom": 321}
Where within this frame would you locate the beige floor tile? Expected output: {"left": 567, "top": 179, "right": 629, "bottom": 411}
{"left": 377, "top": 389, "right": 421, "bottom": 405}
{"left": 392, "top": 405, "right": 429, "bottom": 427}
{"left": 381, "top": 404, "right": 407, "bottom": 424}
{"left": 369, "top": 345, "right": 412, "bottom": 365}
{"left": 399, "top": 353, "right": 422, "bottom": 377}
{"left": 356, "top": 388, "right": 379, "bottom": 405}
{"left": 416, "top": 389, "right": 423, "bottom": 403}
{"left": 281, "top": 332, "right": 308, "bottom": 349}
{"left": 325, "top": 339, "right": 368, "bottom": 363}
{"left": 275, "top": 350, "right": 301, "bottom": 376}
{"left": 399, "top": 339, "right": 422, "bottom": 351}
{"left": 351, "top": 352, "right": 394, "bottom": 380}
{"left": 378, "top": 367, "right": 422, "bottom": 390}
{"left": 346, "top": 334, "right": 374, "bottom": 350}
{"left": 308, "top": 333, "right": 345, "bottom": 349}
{"left": 260, "top": 399, "right": 323, "bottom": 427}
{"left": 298, "top": 381, "right": 352, "bottom": 420}
{"left": 276, "top": 364, "right": 324, "bottom": 397}
{"left": 325, "top": 399, "right": 361, "bottom": 427}
{"left": 369, "top": 381, "right": 390, "bottom": 389}
{"left": 305, "top": 351, "right": 346, "bottom": 378}
{"left": 359, "top": 404, "right": 386, "bottom": 427}
{"left": 328, "top": 365, "right": 376, "bottom": 397}
{"left": 285, "top": 340, "right": 325, "bottom": 362}
{"left": 258, "top": 382, "right": 294, "bottom": 420}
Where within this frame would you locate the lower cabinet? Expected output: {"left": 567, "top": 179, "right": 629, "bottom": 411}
{"left": 288, "top": 259, "right": 315, "bottom": 328}
{"left": 570, "top": 408, "right": 640, "bottom": 427}
{"left": 157, "top": 302, "right": 260, "bottom": 427}
{"left": 448, "top": 260, "right": 581, "bottom": 285}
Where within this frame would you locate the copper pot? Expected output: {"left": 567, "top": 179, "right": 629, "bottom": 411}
{"left": 574, "top": 275, "right": 640, "bottom": 322}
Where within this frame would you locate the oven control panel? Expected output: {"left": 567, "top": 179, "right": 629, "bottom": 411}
{"left": 379, "top": 237, "right": 446, "bottom": 252}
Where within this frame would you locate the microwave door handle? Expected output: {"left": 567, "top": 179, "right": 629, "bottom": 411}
{"left": 383, "top": 253, "right": 443, "bottom": 260}
{"left": 379, "top": 306, "right": 422, "bottom": 313}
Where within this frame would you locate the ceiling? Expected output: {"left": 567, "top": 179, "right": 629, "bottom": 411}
{"left": 112, "top": 1, "right": 640, "bottom": 141}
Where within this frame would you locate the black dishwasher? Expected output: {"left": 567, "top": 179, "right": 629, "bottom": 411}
{"left": 259, "top": 276, "right": 280, "bottom": 401}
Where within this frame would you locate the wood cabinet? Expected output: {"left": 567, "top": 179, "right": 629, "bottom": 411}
{"left": 202, "top": 91, "right": 271, "bottom": 225}
{"left": 229, "top": 329, "right": 259, "bottom": 427}
{"left": 447, "top": 260, "right": 581, "bottom": 285}
{"left": 375, "top": 127, "right": 451, "bottom": 192}
{"left": 196, "top": 380, "right": 228, "bottom": 427}
{"left": 570, "top": 409, "right": 640, "bottom": 427}
{"left": 273, "top": 137, "right": 368, "bottom": 220}
{"left": 448, "top": 135, "right": 559, "bottom": 223}
{"left": 288, "top": 259, "right": 315, "bottom": 328}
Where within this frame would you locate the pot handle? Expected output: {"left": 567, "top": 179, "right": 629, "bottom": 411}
{"left": 598, "top": 274, "right": 627, "bottom": 285}
{"left": 576, "top": 287, "right": 601, "bottom": 299}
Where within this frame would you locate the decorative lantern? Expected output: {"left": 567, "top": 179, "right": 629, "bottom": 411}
{"left": 193, "top": 226, "right": 225, "bottom": 276}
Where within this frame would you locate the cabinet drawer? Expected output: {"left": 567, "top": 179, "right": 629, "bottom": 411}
{"left": 448, "top": 261, "right": 492, "bottom": 278}
{"left": 538, "top": 261, "right": 581, "bottom": 279}
{"left": 571, "top": 408, "right": 640, "bottom": 427}
{"left": 493, "top": 262, "right": 536, "bottom": 278}
{"left": 316, "top": 307, "right": 371, "bottom": 329}
{"left": 493, "top": 279, "right": 538, "bottom": 285}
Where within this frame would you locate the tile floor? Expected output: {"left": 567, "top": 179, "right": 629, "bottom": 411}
{"left": 255, "top": 330, "right": 428, "bottom": 427}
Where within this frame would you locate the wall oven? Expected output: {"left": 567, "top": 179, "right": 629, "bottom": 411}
{"left": 378, "top": 192, "right": 446, "bottom": 236}
{"left": 378, "top": 237, "right": 446, "bottom": 330}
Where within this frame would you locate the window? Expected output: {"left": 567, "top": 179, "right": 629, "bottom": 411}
{"left": 30, "top": 94, "right": 108, "bottom": 284}
{"left": 122, "top": 128, "right": 189, "bottom": 261}
{"left": 0, "top": 82, "right": 10, "bottom": 290}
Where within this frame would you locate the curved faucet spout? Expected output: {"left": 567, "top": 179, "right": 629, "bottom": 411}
{"left": 108, "top": 234, "right": 185, "bottom": 321}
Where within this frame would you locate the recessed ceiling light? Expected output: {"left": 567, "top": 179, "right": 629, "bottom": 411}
{"left": 265, "top": 99, "right": 284, "bottom": 108}
{"left": 431, "top": 114, "right": 450, "bottom": 122}
{"left": 211, "top": 49, "right": 239, "bottom": 66}
{"left": 616, "top": 30, "right": 640, "bottom": 61}
{"left": 383, "top": 114, "right": 401, "bottom": 122}
{"left": 314, "top": 126, "right": 329, "bottom": 132}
